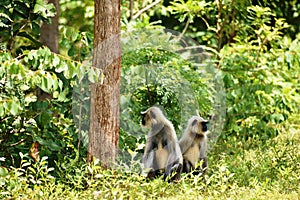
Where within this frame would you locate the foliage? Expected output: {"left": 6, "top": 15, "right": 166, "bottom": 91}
{"left": 1, "top": 127, "right": 299, "bottom": 199}
{"left": 257, "top": 0, "right": 300, "bottom": 39}
{"left": 0, "top": 0, "right": 300, "bottom": 199}
{"left": 59, "top": 0, "right": 94, "bottom": 33}
{"left": 0, "top": 0, "right": 98, "bottom": 168}
{"left": 164, "top": 0, "right": 300, "bottom": 48}
{"left": 164, "top": 1, "right": 300, "bottom": 142}
{"left": 0, "top": 0, "right": 56, "bottom": 54}
{"left": 221, "top": 6, "right": 300, "bottom": 140}
{"left": 59, "top": 26, "right": 94, "bottom": 62}
{"left": 167, "top": 0, "right": 211, "bottom": 23}
{"left": 0, "top": 47, "right": 98, "bottom": 167}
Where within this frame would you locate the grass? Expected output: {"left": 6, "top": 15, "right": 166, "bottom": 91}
{"left": 1, "top": 121, "right": 299, "bottom": 199}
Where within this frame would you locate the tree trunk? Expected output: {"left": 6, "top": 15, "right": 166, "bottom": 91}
{"left": 40, "top": 0, "right": 59, "bottom": 53}
{"left": 130, "top": 0, "right": 134, "bottom": 20}
{"left": 38, "top": 0, "right": 59, "bottom": 101}
{"left": 88, "top": 0, "right": 121, "bottom": 168}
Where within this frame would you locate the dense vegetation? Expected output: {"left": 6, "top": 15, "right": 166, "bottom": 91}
{"left": 0, "top": 0, "right": 299, "bottom": 199}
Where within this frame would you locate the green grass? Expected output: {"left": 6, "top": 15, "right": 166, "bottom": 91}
{"left": 1, "top": 122, "right": 299, "bottom": 200}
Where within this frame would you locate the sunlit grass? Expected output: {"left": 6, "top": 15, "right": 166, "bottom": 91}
{"left": 1, "top": 117, "right": 299, "bottom": 200}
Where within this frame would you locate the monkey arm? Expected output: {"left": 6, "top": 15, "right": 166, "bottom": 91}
{"left": 179, "top": 135, "right": 194, "bottom": 154}
{"left": 199, "top": 137, "right": 207, "bottom": 159}
{"left": 142, "top": 150, "right": 155, "bottom": 169}
{"left": 164, "top": 135, "right": 183, "bottom": 176}
{"left": 199, "top": 137, "right": 208, "bottom": 172}
{"left": 144, "top": 133, "right": 153, "bottom": 152}
{"left": 142, "top": 134, "right": 155, "bottom": 166}
{"left": 142, "top": 123, "right": 162, "bottom": 164}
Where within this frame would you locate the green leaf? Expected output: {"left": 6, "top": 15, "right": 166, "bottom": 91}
{"left": 55, "top": 60, "right": 67, "bottom": 73}
{"left": 53, "top": 91, "right": 59, "bottom": 98}
{"left": 14, "top": 1, "right": 29, "bottom": 18}
{"left": 31, "top": 21, "right": 40, "bottom": 35}
{"left": 37, "top": 112, "right": 51, "bottom": 125}
{"left": 20, "top": 84, "right": 30, "bottom": 91}
{"left": 52, "top": 55, "right": 60, "bottom": 67}
{"left": 34, "top": 0, "right": 56, "bottom": 18}
{"left": 65, "top": 27, "right": 79, "bottom": 42}
{"left": 40, "top": 76, "right": 49, "bottom": 92}
{"left": 19, "top": 152, "right": 24, "bottom": 158}
{"left": 10, "top": 100, "right": 20, "bottom": 116}
{"left": 46, "top": 75, "right": 53, "bottom": 90}
{"left": 0, "top": 13, "right": 12, "bottom": 23}
{"left": 0, "top": 106, "right": 4, "bottom": 117}
{"left": 48, "top": 142, "right": 62, "bottom": 151}
{"left": 24, "top": 93, "right": 37, "bottom": 105}
{"left": 41, "top": 156, "right": 48, "bottom": 162}
{"left": 57, "top": 88, "right": 69, "bottom": 102}
{"left": 33, "top": 101, "right": 48, "bottom": 111}
{"left": 52, "top": 76, "right": 59, "bottom": 90}
{"left": 63, "top": 61, "right": 76, "bottom": 79}
{"left": 18, "top": 31, "right": 41, "bottom": 45}
{"left": 0, "top": 167, "right": 8, "bottom": 176}
{"left": 9, "top": 63, "right": 19, "bottom": 74}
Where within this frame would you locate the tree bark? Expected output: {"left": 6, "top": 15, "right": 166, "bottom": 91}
{"left": 88, "top": 0, "right": 121, "bottom": 168}
{"left": 40, "top": 0, "right": 59, "bottom": 53}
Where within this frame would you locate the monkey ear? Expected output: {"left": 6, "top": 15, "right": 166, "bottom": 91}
{"left": 141, "top": 110, "right": 147, "bottom": 115}
{"left": 150, "top": 110, "right": 156, "bottom": 119}
{"left": 192, "top": 119, "right": 198, "bottom": 126}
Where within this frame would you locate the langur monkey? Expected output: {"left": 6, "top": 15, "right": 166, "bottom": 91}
{"left": 141, "top": 106, "right": 183, "bottom": 182}
{"left": 179, "top": 116, "right": 209, "bottom": 174}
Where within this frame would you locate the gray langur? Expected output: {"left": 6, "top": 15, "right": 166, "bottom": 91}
{"left": 179, "top": 116, "right": 209, "bottom": 174}
{"left": 141, "top": 106, "right": 183, "bottom": 182}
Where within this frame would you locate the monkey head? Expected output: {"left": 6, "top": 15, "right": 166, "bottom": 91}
{"left": 141, "top": 106, "right": 162, "bottom": 127}
{"left": 189, "top": 116, "right": 209, "bottom": 135}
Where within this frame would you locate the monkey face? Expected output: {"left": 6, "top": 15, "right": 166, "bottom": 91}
{"left": 141, "top": 110, "right": 151, "bottom": 127}
{"left": 201, "top": 121, "right": 208, "bottom": 132}
{"left": 141, "top": 112, "right": 147, "bottom": 126}
{"left": 141, "top": 107, "right": 159, "bottom": 127}
{"left": 191, "top": 117, "right": 209, "bottom": 134}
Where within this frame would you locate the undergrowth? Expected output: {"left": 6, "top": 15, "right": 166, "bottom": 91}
{"left": 1, "top": 117, "right": 299, "bottom": 200}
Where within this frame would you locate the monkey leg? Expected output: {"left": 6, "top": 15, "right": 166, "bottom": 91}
{"left": 182, "top": 159, "right": 193, "bottom": 174}
{"left": 164, "top": 163, "right": 182, "bottom": 182}
{"left": 147, "top": 169, "right": 162, "bottom": 179}
{"left": 200, "top": 156, "right": 208, "bottom": 174}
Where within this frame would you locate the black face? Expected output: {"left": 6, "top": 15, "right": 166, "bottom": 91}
{"left": 201, "top": 121, "right": 209, "bottom": 132}
{"left": 141, "top": 113, "right": 146, "bottom": 125}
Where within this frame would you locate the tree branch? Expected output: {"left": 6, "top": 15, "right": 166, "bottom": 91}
{"left": 130, "top": 0, "right": 134, "bottom": 20}
{"left": 10, "top": 139, "right": 25, "bottom": 147}
{"left": 178, "top": 18, "right": 190, "bottom": 40}
{"left": 132, "top": 0, "right": 161, "bottom": 20}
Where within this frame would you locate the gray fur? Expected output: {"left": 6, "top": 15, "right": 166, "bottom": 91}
{"left": 141, "top": 106, "right": 183, "bottom": 182}
{"left": 179, "top": 116, "right": 208, "bottom": 174}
